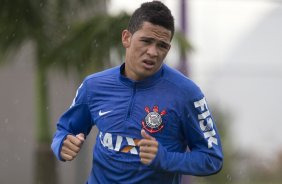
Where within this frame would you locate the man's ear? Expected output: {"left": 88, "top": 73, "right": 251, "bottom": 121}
{"left": 122, "top": 30, "right": 131, "bottom": 48}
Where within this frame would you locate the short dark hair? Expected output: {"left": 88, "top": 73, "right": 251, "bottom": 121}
{"left": 127, "top": 1, "right": 175, "bottom": 39}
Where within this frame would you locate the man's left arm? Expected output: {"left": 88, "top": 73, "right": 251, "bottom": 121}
{"left": 139, "top": 96, "right": 223, "bottom": 176}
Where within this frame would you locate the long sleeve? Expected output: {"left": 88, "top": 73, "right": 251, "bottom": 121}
{"left": 150, "top": 96, "right": 223, "bottom": 176}
{"left": 51, "top": 80, "right": 94, "bottom": 161}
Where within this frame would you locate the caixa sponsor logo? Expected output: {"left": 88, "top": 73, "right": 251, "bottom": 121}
{"left": 194, "top": 97, "right": 218, "bottom": 148}
{"left": 99, "top": 131, "right": 140, "bottom": 155}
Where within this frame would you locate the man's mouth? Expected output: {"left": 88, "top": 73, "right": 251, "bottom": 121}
{"left": 142, "top": 60, "right": 155, "bottom": 69}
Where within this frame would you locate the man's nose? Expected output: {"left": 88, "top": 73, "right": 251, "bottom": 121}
{"left": 146, "top": 45, "right": 158, "bottom": 57}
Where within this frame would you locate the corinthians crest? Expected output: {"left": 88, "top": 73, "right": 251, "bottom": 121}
{"left": 142, "top": 105, "right": 166, "bottom": 133}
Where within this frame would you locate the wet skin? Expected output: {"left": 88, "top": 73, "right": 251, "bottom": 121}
{"left": 122, "top": 21, "right": 172, "bottom": 81}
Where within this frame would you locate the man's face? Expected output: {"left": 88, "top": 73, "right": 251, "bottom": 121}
{"left": 122, "top": 21, "right": 172, "bottom": 81}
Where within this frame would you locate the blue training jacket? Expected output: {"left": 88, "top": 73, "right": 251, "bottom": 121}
{"left": 51, "top": 63, "right": 223, "bottom": 184}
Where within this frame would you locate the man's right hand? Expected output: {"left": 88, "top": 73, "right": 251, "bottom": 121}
{"left": 60, "top": 133, "right": 85, "bottom": 161}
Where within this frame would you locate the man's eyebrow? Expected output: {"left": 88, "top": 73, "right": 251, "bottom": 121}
{"left": 140, "top": 36, "right": 154, "bottom": 40}
{"left": 140, "top": 36, "right": 170, "bottom": 46}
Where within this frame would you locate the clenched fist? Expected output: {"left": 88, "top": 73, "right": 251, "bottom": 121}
{"left": 60, "top": 133, "right": 85, "bottom": 161}
{"left": 138, "top": 129, "right": 159, "bottom": 165}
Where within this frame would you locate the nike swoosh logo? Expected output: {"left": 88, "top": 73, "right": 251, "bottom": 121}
{"left": 99, "top": 110, "right": 112, "bottom": 116}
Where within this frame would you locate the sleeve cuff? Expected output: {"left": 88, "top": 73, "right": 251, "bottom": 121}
{"left": 149, "top": 142, "right": 167, "bottom": 170}
{"left": 51, "top": 132, "right": 69, "bottom": 161}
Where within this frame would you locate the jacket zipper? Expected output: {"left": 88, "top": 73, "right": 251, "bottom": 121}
{"left": 126, "top": 84, "right": 136, "bottom": 119}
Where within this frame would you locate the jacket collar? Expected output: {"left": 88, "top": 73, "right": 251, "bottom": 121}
{"left": 119, "top": 63, "right": 163, "bottom": 89}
